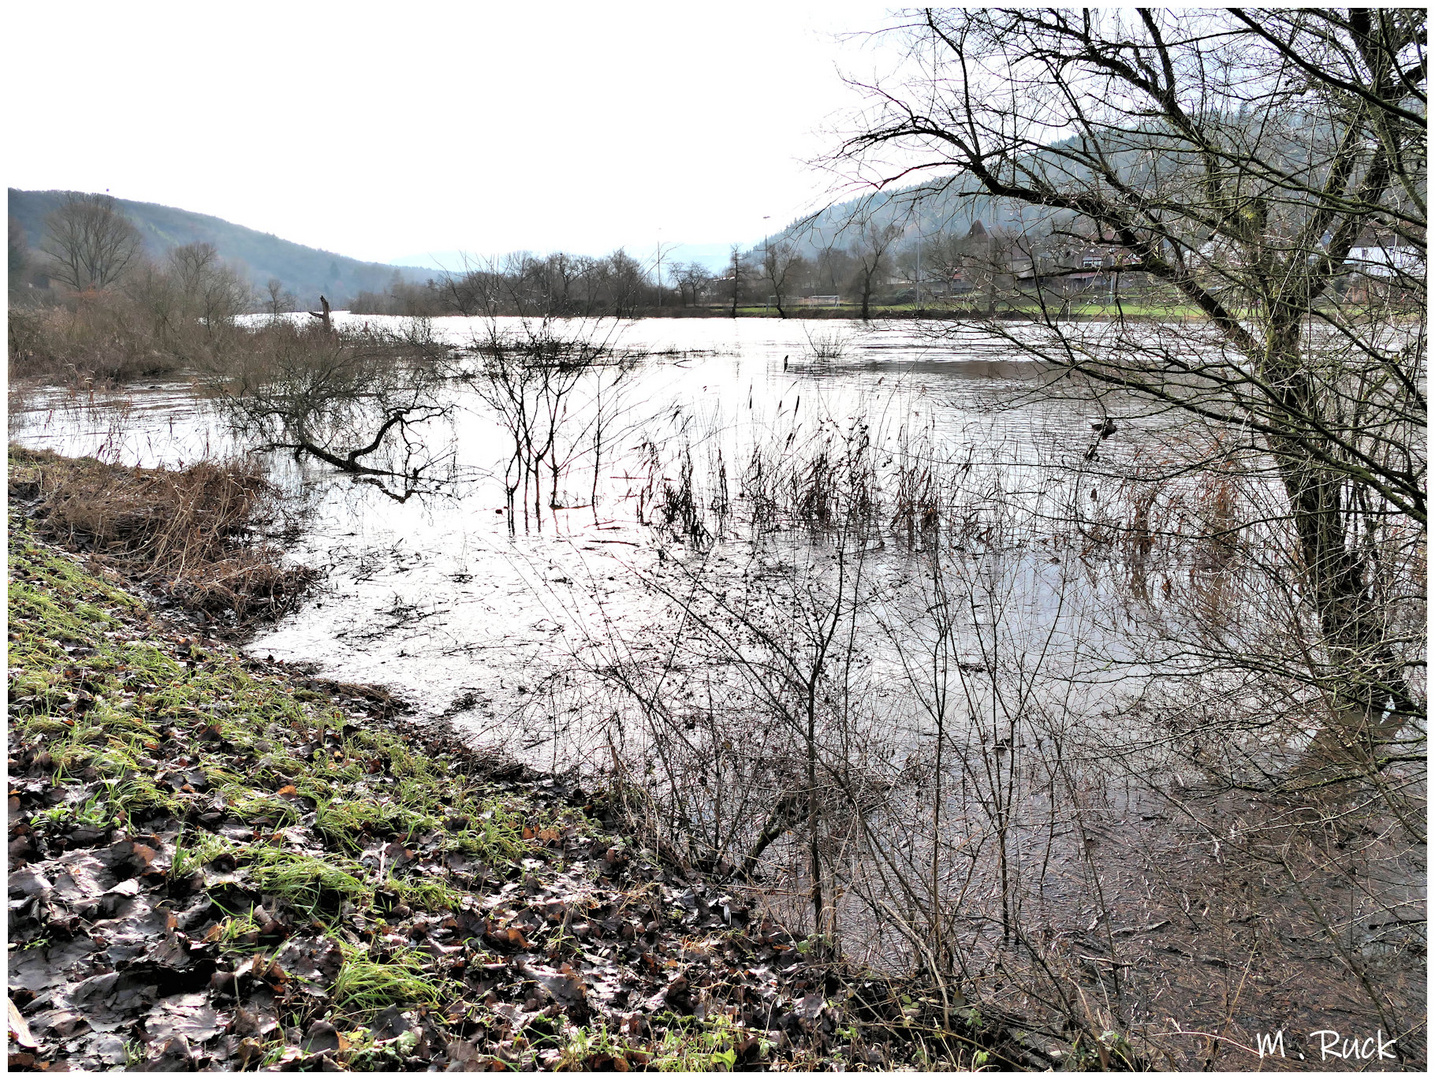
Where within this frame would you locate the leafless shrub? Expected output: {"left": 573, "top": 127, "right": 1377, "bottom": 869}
{"left": 465, "top": 318, "right": 638, "bottom": 530}
{"left": 203, "top": 318, "right": 453, "bottom": 497}
{"left": 581, "top": 402, "right": 1422, "bottom": 1067}
{"left": 10, "top": 240, "right": 255, "bottom": 388}
{"left": 7, "top": 298, "right": 184, "bottom": 385}
{"left": 802, "top": 325, "right": 851, "bottom": 364}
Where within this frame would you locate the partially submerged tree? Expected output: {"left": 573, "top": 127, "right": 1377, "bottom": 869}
{"left": 40, "top": 193, "right": 143, "bottom": 292}
{"left": 208, "top": 319, "right": 452, "bottom": 493}
{"left": 839, "top": 7, "right": 1426, "bottom": 746}
{"left": 466, "top": 319, "right": 636, "bottom": 531}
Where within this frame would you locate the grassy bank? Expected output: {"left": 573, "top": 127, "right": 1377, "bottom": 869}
{"left": 7, "top": 454, "right": 1044, "bottom": 1071}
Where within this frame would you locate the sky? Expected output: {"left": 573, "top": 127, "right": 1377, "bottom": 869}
{"left": 6, "top": 2, "right": 906, "bottom": 270}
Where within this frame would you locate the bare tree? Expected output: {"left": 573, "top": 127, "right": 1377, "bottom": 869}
{"left": 167, "top": 242, "right": 253, "bottom": 331}
{"left": 39, "top": 193, "right": 143, "bottom": 291}
{"left": 434, "top": 254, "right": 503, "bottom": 317}
{"left": 8, "top": 217, "right": 29, "bottom": 297}
{"left": 849, "top": 219, "right": 902, "bottom": 320}
{"left": 839, "top": 8, "right": 1426, "bottom": 744}
{"left": 208, "top": 319, "right": 452, "bottom": 491}
{"left": 813, "top": 242, "right": 857, "bottom": 297}
{"left": 670, "top": 261, "right": 712, "bottom": 307}
{"left": 467, "top": 319, "right": 634, "bottom": 531}
{"left": 121, "top": 260, "right": 183, "bottom": 342}
{"left": 725, "top": 245, "right": 751, "bottom": 317}
{"left": 761, "top": 239, "right": 804, "bottom": 317}
{"left": 600, "top": 249, "right": 648, "bottom": 317}
{"left": 265, "top": 277, "right": 295, "bottom": 316}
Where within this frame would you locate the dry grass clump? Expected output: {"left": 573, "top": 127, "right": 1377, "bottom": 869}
{"left": 8, "top": 446, "right": 315, "bottom": 627}
{"left": 8, "top": 301, "right": 184, "bottom": 386}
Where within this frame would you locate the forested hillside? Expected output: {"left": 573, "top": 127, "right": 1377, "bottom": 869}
{"left": 9, "top": 188, "right": 432, "bottom": 308}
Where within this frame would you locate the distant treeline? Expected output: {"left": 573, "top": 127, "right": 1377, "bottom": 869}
{"left": 347, "top": 228, "right": 1018, "bottom": 319}
{"left": 345, "top": 220, "right": 1140, "bottom": 320}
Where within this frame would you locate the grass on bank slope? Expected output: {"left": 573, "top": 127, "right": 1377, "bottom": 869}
{"left": 8, "top": 480, "right": 1035, "bottom": 1071}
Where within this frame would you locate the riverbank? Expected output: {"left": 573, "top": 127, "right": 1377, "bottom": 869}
{"left": 7, "top": 452, "right": 1048, "bottom": 1071}
{"left": 428, "top": 303, "right": 1207, "bottom": 322}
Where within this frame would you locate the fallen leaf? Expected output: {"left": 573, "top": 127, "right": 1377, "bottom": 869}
{"left": 8, "top": 998, "right": 38, "bottom": 1049}
{"left": 146, "top": 992, "right": 226, "bottom": 1044}
{"left": 145, "top": 1034, "right": 194, "bottom": 1071}
{"left": 8, "top": 866, "right": 52, "bottom": 900}
{"left": 302, "top": 1019, "right": 340, "bottom": 1055}
{"left": 796, "top": 991, "right": 825, "bottom": 1022}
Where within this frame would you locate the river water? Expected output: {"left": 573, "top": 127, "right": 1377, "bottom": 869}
{"left": 11, "top": 315, "right": 1156, "bottom": 766}
{"left": 11, "top": 313, "right": 1424, "bottom": 1066}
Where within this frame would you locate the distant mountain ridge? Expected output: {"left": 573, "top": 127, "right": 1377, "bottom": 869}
{"left": 758, "top": 174, "right": 1040, "bottom": 262}
{"left": 9, "top": 189, "right": 434, "bottom": 308}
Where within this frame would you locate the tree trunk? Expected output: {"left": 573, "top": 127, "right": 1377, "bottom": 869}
{"left": 309, "top": 295, "right": 333, "bottom": 332}
{"left": 1261, "top": 325, "right": 1416, "bottom": 739}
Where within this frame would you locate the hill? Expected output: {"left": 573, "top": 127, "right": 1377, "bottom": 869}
{"left": 9, "top": 189, "right": 435, "bottom": 308}
{"left": 756, "top": 173, "right": 1027, "bottom": 261}
{"left": 757, "top": 130, "right": 1182, "bottom": 261}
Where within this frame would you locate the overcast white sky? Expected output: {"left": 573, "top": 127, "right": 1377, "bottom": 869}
{"left": 7, "top": 2, "right": 904, "bottom": 268}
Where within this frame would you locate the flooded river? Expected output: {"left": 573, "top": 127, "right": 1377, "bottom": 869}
{"left": 10, "top": 314, "right": 1424, "bottom": 1068}
{"left": 10, "top": 315, "right": 1144, "bottom": 764}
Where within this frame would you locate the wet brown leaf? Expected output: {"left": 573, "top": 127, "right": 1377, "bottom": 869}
{"left": 231, "top": 992, "right": 280, "bottom": 1039}
{"left": 143, "top": 1034, "right": 195, "bottom": 1071}
{"left": 9, "top": 866, "right": 51, "bottom": 900}
{"left": 48, "top": 852, "right": 117, "bottom": 907}
{"left": 301, "top": 1019, "right": 340, "bottom": 1055}
{"left": 146, "top": 993, "right": 226, "bottom": 1045}
{"left": 274, "top": 936, "right": 343, "bottom": 988}
{"left": 235, "top": 1037, "right": 265, "bottom": 1068}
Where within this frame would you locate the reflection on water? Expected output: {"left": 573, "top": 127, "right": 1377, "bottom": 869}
{"left": 10, "top": 317, "right": 1136, "bottom": 761}
{"left": 11, "top": 314, "right": 1423, "bottom": 1067}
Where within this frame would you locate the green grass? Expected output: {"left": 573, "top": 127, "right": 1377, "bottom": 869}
{"left": 246, "top": 847, "right": 371, "bottom": 911}
{"left": 229, "top": 794, "right": 303, "bottom": 828}
{"left": 646, "top": 1013, "right": 767, "bottom": 1071}
{"left": 314, "top": 797, "right": 422, "bottom": 852}
{"left": 8, "top": 491, "right": 656, "bottom": 1068}
{"left": 170, "top": 829, "right": 240, "bottom": 880}
{"left": 331, "top": 944, "right": 441, "bottom": 1016}
{"left": 387, "top": 874, "right": 467, "bottom": 911}
{"left": 204, "top": 898, "right": 267, "bottom": 945}
{"left": 9, "top": 497, "right": 570, "bottom": 902}
{"left": 451, "top": 802, "right": 530, "bottom": 861}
